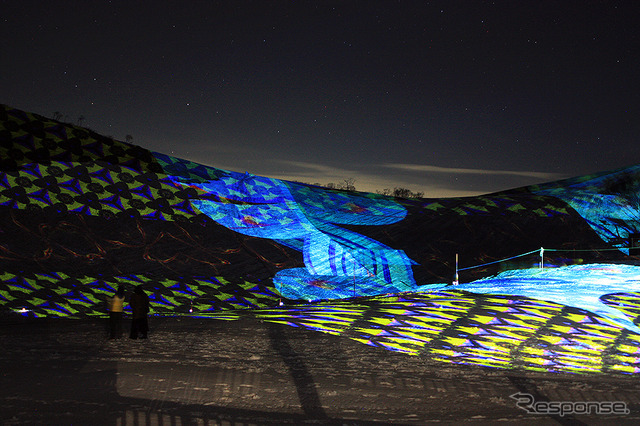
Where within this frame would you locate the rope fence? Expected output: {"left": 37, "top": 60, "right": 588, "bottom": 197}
{"left": 458, "top": 249, "right": 541, "bottom": 272}
{"left": 453, "top": 244, "right": 640, "bottom": 286}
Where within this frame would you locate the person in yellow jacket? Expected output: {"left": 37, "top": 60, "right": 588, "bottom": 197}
{"left": 108, "top": 286, "right": 125, "bottom": 339}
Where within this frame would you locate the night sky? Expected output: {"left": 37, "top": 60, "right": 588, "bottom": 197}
{"left": 2, "top": 1, "right": 639, "bottom": 196}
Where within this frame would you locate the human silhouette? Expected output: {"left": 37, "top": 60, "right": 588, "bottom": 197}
{"left": 129, "top": 285, "right": 150, "bottom": 339}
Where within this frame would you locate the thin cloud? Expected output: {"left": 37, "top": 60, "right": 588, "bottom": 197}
{"left": 383, "top": 163, "right": 563, "bottom": 180}
{"left": 168, "top": 151, "right": 556, "bottom": 198}
{"left": 268, "top": 159, "right": 347, "bottom": 176}
{"left": 260, "top": 160, "right": 476, "bottom": 197}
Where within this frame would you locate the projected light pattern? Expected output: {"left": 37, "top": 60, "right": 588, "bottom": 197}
{"left": 0, "top": 160, "right": 198, "bottom": 221}
{"left": 533, "top": 165, "right": 640, "bottom": 254}
{"left": 5, "top": 104, "right": 640, "bottom": 377}
{"left": 455, "top": 263, "right": 640, "bottom": 334}
{"left": 0, "top": 272, "right": 281, "bottom": 317}
{"left": 164, "top": 162, "right": 417, "bottom": 300}
{"left": 4, "top": 266, "right": 640, "bottom": 374}
{"left": 208, "top": 289, "right": 640, "bottom": 374}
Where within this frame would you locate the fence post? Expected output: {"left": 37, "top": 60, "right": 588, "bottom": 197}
{"left": 453, "top": 253, "right": 459, "bottom": 285}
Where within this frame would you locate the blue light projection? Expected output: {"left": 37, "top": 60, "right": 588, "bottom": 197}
{"left": 163, "top": 162, "right": 417, "bottom": 300}
{"left": 455, "top": 263, "right": 640, "bottom": 335}
{"left": 533, "top": 165, "right": 640, "bottom": 254}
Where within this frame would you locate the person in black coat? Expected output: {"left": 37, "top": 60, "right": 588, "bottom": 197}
{"left": 129, "top": 285, "right": 150, "bottom": 339}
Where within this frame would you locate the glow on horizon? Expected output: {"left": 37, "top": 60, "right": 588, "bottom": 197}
{"left": 169, "top": 151, "right": 529, "bottom": 198}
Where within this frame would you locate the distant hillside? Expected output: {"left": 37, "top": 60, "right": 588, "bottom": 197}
{"left": 1, "top": 103, "right": 637, "bottom": 318}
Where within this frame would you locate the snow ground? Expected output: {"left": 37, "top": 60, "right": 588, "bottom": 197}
{"left": 2, "top": 314, "right": 640, "bottom": 425}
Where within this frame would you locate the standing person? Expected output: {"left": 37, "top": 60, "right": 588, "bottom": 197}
{"left": 129, "top": 285, "right": 150, "bottom": 339}
{"left": 108, "top": 286, "right": 125, "bottom": 339}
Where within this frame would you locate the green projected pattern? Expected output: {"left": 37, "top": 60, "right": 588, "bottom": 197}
{"left": 0, "top": 272, "right": 280, "bottom": 316}
{"left": 423, "top": 194, "right": 572, "bottom": 218}
{"left": 207, "top": 291, "right": 640, "bottom": 375}
{"left": 0, "top": 156, "right": 198, "bottom": 222}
